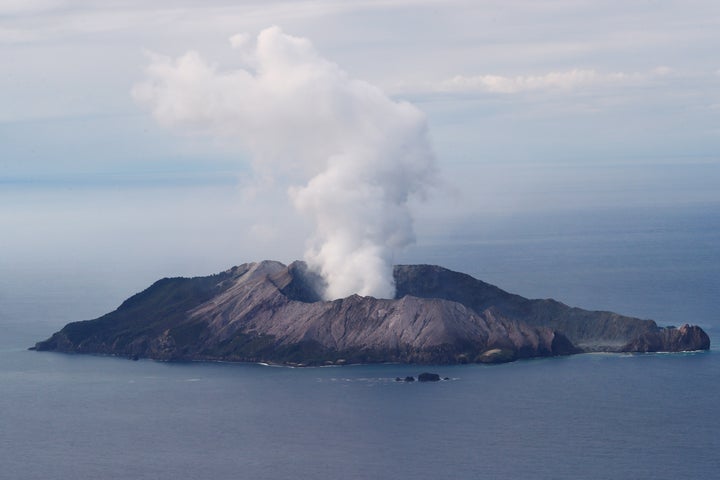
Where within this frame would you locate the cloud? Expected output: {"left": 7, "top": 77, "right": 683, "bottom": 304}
{"left": 0, "top": 0, "right": 69, "bottom": 15}
{"left": 434, "top": 67, "right": 672, "bottom": 94}
{"left": 229, "top": 32, "right": 250, "bottom": 49}
{"left": 0, "top": 26, "right": 39, "bottom": 43}
{"left": 133, "top": 26, "right": 437, "bottom": 300}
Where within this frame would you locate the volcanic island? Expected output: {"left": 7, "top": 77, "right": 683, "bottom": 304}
{"left": 32, "top": 261, "right": 710, "bottom": 365}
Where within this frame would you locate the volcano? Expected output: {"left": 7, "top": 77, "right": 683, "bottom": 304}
{"left": 32, "top": 261, "right": 710, "bottom": 365}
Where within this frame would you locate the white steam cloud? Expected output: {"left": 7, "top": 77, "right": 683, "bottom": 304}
{"left": 132, "top": 26, "right": 436, "bottom": 300}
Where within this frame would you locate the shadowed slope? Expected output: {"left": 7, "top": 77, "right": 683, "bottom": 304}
{"left": 394, "top": 264, "right": 709, "bottom": 352}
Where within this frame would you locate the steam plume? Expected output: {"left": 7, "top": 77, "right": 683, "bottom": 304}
{"left": 133, "top": 26, "right": 436, "bottom": 299}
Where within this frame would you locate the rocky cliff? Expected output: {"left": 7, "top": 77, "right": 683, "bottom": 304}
{"left": 32, "top": 261, "right": 710, "bottom": 365}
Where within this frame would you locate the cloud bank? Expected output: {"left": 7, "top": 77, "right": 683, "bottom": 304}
{"left": 437, "top": 67, "right": 672, "bottom": 94}
{"left": 133, "top": 26, "right": 436, "bottom": 300}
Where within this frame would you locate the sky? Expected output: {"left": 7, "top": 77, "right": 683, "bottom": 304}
{"left": 2, "top": 0, "right": 719, "bottom": 286}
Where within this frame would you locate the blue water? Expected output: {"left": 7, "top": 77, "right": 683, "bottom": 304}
{"left": 2, "top": 202, "right": 719, "bottom": 479}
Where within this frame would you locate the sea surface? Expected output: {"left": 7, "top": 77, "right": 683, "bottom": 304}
{"left": 1, "top": 201, "right": 719, "bottom": 479}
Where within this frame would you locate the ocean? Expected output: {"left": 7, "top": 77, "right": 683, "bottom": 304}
{"left": 1, "top": 199, "right": 719, "bottom": 479}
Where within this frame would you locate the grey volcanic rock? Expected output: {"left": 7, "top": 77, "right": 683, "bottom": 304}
{"left": 393, "top": 264, "right": 709, "bottom": 353}
{"left": 418, "top": 372, "right": 441, "bottom": 382}
{"left": 477, "top": 348, "right": 516, "bottom": 364}
{"left": 32, "top": 261, "right": 710, "bottom": 365}
{"left": 622, "top": 324, "right": 710, "bottom": 352}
